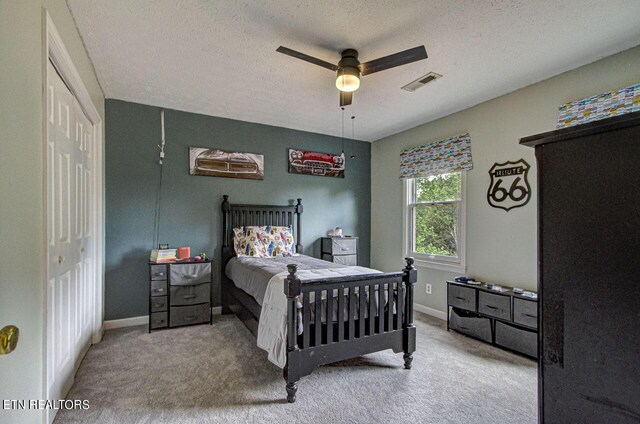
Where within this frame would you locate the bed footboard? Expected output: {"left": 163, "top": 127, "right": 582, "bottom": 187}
{"left": 284, "top": 257, "right": 417, "bottom": 402}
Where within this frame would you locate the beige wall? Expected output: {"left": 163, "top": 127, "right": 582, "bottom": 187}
{"left": 0, "top": 1, "right": 103, "bottom": 423}
{"left": 371, "top": 45, "right": 640, "bottom": 315}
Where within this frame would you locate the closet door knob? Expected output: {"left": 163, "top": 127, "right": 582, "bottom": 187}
{"left": 0, "top": 325, "right": 19, "bottom": 355}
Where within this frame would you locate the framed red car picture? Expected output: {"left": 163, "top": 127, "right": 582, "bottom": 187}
{"left": 288, "top": 149, "right": 345, "bottom": 178}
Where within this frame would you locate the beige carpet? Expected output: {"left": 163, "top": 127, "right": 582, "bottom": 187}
{"left": 54, "top": 312, "right": 537, "bottom": 423}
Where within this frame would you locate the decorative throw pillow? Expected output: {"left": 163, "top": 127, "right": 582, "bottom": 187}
{"left": 233, "top": 226, "right": 269, "bottom": 257}
{"left": 262, "top": 225, "right": 296, "bottom": 257}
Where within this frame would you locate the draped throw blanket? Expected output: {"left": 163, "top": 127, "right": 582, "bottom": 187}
{"left": 400, "top": 133, "right": 473, "bottom": 179}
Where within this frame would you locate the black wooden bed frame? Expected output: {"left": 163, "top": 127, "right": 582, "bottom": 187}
{"left": 220, "top": 195, "right": 416, "bottom": 402}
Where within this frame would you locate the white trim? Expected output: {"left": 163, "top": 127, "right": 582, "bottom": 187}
{"left": 44, "top": 13, "right": 104, "bottom": 424}
{"left": 411, "top": 258, "right": 467, "bottom": 273}
{"left": 104, "top": 307, "right": 223, "bottom": 330}
{"left": 104, "top": 316, "right": 148, "bottom": 330}
{"left": 414, "top": 303, "right": 447, "bottom": 321}
{"left": 46, "top": 15, "right": 101, "bottom": 124}
{"left": 402, "top": 173, "right": 467, "bottom": 273}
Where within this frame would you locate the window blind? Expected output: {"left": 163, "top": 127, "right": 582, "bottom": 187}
{"left": 400, "top": 133, "right": 473, "bottom": 179}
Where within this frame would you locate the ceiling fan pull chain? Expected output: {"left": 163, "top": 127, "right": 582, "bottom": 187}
{"left": 341, "top": 107, "right": 345, "bottom": 154}
{"left": 351, "top": 115, "right": 356, "bottom": 159}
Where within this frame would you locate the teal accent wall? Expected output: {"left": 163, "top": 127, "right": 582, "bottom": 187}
{"left": 105, "top": 99, "right": 371, "bottom": 320}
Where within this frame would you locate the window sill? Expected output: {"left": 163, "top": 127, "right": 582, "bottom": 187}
{"left": 406, "top": 256, "right": 466, "bottom": 273}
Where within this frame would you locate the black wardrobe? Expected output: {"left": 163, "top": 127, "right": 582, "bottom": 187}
{"left": 521, "top": 111, "right": 640, "bottom": 424}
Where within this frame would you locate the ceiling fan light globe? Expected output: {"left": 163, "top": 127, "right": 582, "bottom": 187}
{"left": 336, "top": 74, "right": 360, "bottom": 92}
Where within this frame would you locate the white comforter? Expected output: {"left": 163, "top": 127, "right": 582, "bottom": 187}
{"left": 256, "top": 266, "right": 381, "bottom": 368}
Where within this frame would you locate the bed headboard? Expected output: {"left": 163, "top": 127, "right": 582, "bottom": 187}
{"left": 221, "top": 195, "right": 303, "bottom": 267}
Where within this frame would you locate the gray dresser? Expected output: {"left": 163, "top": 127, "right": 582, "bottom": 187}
{"left": 148, "top": 259, "right": 212, "bottom": 332}
{"left": 321, "top": 237, "right": 358, "bottom": 265}
{"left": 447, "top": 281, "right": 537, "bottom": 358}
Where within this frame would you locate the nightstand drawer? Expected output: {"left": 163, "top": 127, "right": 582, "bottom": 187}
{"left": 150, "top": 280, "right": 167, "bottom": 297}
{"left": 513, "top": 298, "right": 537, "bottom": 329}
{"left": 322, "top": 253, "right": 357, "bottom": 265}
{"left": 169, "top": 283, "right": 210, "bottom": 306}
{"left": 170, "top": 263, "right": 211, "bottom": 286}
{"left": 478, "top": 291, "right": 511, "bottom": 321}
{"left": 150, "top": 312, "right": 168, "bottom": 329}
{"left": 150, "top": 296, "right": 168, "bottom": 312}
{"left": 447, "top": 285, "right": 476, "bottom": 312}
{"left": 150, "top": 264, "right": 168, "bottom": 280}
{"left": 330, "top": 238, "right": 357, "bottom": 255}
{"left": 170, "top": 304, "right": 210, "bottom": 327}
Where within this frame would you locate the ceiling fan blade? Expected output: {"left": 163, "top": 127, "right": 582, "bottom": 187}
{"left": 276, "top": 46, "right": 339, "bottom": 71}
{"left": 340, "top": 91, "right": 353, "bottom": 107}
{"left": 360, "top": 46, "right": 428, "bottom": 76}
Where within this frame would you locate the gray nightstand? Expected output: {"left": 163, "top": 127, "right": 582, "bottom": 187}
{"left": 148, "top": 259, "right": 212, "bottom": 332}
{"left": 321, "top": 237, "right": 358, "bottom": 265}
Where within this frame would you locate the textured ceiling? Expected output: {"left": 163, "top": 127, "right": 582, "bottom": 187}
{"left": 67, "top": 0, "right": 640, "bottom": 141}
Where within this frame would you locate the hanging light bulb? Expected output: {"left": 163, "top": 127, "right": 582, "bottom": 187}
{"left": 336, "top": 67, "right": 360, "bottom": 92}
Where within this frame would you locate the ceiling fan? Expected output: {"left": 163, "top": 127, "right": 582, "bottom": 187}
{"left": 276, "top": 45, "right": 428, "bottom": 107}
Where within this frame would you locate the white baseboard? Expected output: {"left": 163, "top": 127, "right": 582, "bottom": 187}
{"left": 104, "top": 315, "right": 147, "bottom": 329}
{"left": 104, "top": 306, "right": 223, "bottom": 330}
{"left": 414, "top": 303, "right": 447, "bottom": 321}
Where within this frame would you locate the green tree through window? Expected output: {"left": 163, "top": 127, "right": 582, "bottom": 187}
{"left": 411, "top": 173, "right": 462, "bottom": 258}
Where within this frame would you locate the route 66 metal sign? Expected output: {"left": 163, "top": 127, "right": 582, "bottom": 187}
{"left": 487, "top": 159, "right": 531, "bottom": 211}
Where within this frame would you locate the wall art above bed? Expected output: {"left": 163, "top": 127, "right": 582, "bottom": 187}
{"left": 288, "top": 148, "right": 345, "bottom": 178}
{"left": 189, "top": 147, "right": 264, "bottom": 180}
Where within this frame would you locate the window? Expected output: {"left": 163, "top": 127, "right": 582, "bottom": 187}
{"left": 404, "top": 172, "right": 465, "bottom": 271}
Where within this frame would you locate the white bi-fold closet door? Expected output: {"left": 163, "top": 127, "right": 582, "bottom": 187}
{"left": 46, "top": 60, "right": 95, "bottom": 409}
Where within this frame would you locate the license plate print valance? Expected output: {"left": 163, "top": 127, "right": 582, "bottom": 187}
{"left": 400, "top": 133, "right": 473, "bottom": 179}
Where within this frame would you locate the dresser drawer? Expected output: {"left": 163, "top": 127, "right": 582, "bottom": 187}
{"left": 150, "top": 312, "right": 168, "bottom": 329}
{"left": 449, "top": 308, "right": 492, "bottom": 343}
{"left": 150, "top": 280, "right": 167, "bottom": 297}
{"left": 447, "top": 285, "right": 477, "bottom": 312}
{"left": 169, "top": 262, "right": 211, "bottom": 286}
{"left": 150, "top": 295, "right": 168, "bottom": 312}
{"left": 495, "top": 321, "right": 537, "bottom": 358}
{"left": 169, "top": 283, "right": 210, "bottom": 306}
{"left": 150, "top": 264, "right": 168, "bottom": 280}
{"left": 478, "top": 291, "right": 511, "bottom": 320}
{"left": 513, "top": 298, "right": 537, "bottom": 329}
{"left": 170, "top": 304, "right": 210, "bottom": 327}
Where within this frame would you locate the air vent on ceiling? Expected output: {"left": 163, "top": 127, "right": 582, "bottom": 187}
{"left": 401, "top": 72, "right": 442, "bottom": 92}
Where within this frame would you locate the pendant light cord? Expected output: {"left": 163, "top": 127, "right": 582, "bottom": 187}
{"left": 153, "top": 109, "right": 166, "bottom": 249}
{"left": 153, "top": 164, "right": 164, "bottom": 249}
{"left": 341, "top": 107, "right": 345, "bottom": 154}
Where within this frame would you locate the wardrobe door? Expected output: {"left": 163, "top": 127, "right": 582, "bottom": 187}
{"left": 539, "top": 125, "right": 640, "bottom": 423}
